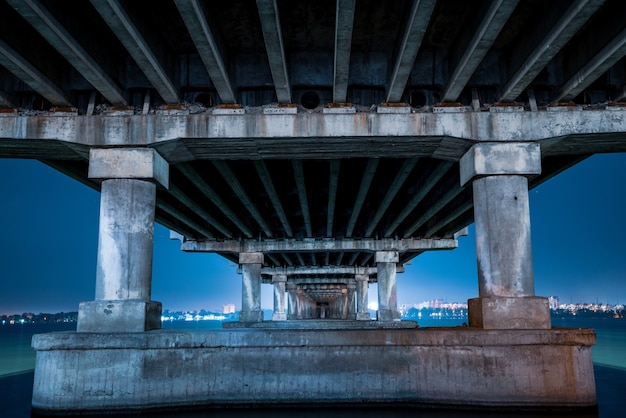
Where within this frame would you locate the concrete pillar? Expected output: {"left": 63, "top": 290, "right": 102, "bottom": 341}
{"left": 346, "top": 281, "right": 357, "bottom": 320}
{"left": 239, "top": 252, "right": 264, "bottom": 322}
{"left": 355, "top": 274, "right": 370, "bottom": 320}
{"left": 78, "top": 148, "right": 168, "bottom": 332}
{"left": 296, "top": 288, "right": 305, "bottom": 319}
{"left": 272, "top": 274, "right": 287, "bottom": 321}
{"left": 287, "top": 282, "right": 298, "bottom": 320}
{"left": 460, "top": 142, "right": 550, "bottom": 329}
{"left": 376, "top": 251, "right": 401, "bottom": 321}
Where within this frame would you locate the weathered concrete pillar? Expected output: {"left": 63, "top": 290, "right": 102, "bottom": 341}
{"left": 460, "top": 142, "right": 550, "bottom": 329}
{"left": 296, "top": 288, "right": 305, "bottom": 319}
{"left": 272, "top": 274, "right": 287, "bottom": 321}
{"left": 239, "top": 252, "right": 264, "bottom": 322}
{"left": 355, "top": 274, "right": 370, "bottom": 320}
{"left": 77, "top": 148, "right": 168, "bottom": 332}
{"left": 287, "top": 282, "right": 298, "bottom": 319}
{"left": 346, "top": 281, "right": 357, "bottom": 320}
{"left": 376, "top": 251, "right": 401, "bottom": 321}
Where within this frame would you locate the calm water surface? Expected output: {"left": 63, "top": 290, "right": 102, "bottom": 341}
{"left": 1, "top": 318, "right": 625, "bottom": 417}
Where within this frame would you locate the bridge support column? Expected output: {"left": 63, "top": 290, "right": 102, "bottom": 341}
{"left": 346, "top": 281, "right": 357, "bottom": 320}
{"left": 287, "top": 282, "right": 298, "bottom": 319}
{"left": 272, "top": 274, "right": 287, "bottom": 321}
{"left": 239, "top": 252, "right": 264, "bottom": 322}
{"left": 77, "top": 149, "right": 168, "bottom": 332}
{"left": 376, "top": 251, "right": 401, "bottom": 321}
{"left": 460, "top": 143, "right": 550, "bottom": 329}
{"left": 355, "top": 274, "right": 370, "bottom": 320}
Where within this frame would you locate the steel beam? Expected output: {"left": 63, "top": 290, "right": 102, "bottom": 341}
{"left": 386, "top": 0, "right": 437, "bottom": 102}
{"left": 256, "top": 0, "right": 291, "bottom": 103}
{"left": 90, "top": 0, "right": 179, "bottom": 104}
{"left": 174, "top": 0, "right": 236, "bottom": 104}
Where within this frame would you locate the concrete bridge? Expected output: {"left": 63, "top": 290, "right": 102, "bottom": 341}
{"left": 1, "top": 0, "right": 625, "bottom": 413}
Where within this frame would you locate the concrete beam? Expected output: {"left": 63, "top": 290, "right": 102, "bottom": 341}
{"left": 253, "top": 160, "right": 293, "bottom": 237}
{"left": 213, "top": 160, "right": 273, "bottom": 238}
{"left": 442, "top": 0, "right": 518, "bottom": 102}
{"left": 261, "top": 266, "right": 404, "bottom": 277}
{"left": 460, "top": 142, "right": 541, "bottom": 186}
{"left": 90, "top": 0, "right": 179, "bottom": 104}
{"left": 555, "top": 27, "right": 626, "bottom": 102}
{"left": 256, "top": 0, "right": 291, "bottom": 103}
{"left": 346, "top": 158, "right": 378, "bottom": 237}
{"left": 365, "top": 157, "right": 418, "bottom": 236}
{"left": 174, "top": 0, "right": 236, "bottom": 104}
{"left": 292, "top": 160, "right": 312, "bottom": 237}
{"left": 326, "top": 160, "right": 340, "bottom": 237}
{"left": 176, "top": 163, "right": 253, "bottom": 238}
{"left": 9, "top": 0, "right": 127, "bottom": 106}
{"left": 167, "top": 183, "right": 231, "bottom": 237}
{"left": 0, "top": 39, "right": 71, "bottom": 106}
{"left": 333, "top": 0, "right": 355, "bottom": 103}
{"left": 499, "top": 0, "right": 605, "bottom": 102}
{"left": 386, "top": 0, "right": 437, "bottom": 102}
{"left": 181, "top": 237, "right": 458, "bottom": 253}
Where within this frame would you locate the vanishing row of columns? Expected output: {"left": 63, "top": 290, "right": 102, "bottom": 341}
{"left": 76, "top": 142, "right": 551, "bottom": 332}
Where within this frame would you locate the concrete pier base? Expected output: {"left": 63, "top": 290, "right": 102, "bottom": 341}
{"left": 31, "top": 327, "right": 596, "bottom": 414}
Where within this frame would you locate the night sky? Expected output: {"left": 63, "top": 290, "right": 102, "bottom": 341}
{"left": 1, "top": 153, "right": 625, "bottom": 315}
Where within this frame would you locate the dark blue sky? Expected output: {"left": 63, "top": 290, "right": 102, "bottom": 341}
{"left": 1, "top": 153, "right": 625, "bottom": 315}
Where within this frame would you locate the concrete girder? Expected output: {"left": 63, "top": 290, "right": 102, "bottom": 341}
{"left": 346, "top": 158, "right": 378, "bottom": 237}
{"left": 90, "top": 0, "right": 179, "bottom": 104}
{"left": 176, "top": 163, "right": 253, "bottom": 238}
{"left": 0, "top": 89, "right": 15, "bottom": 107}
{"left": 265, "top": 253, "right": 282, "bottom": 267}
{"left": 181, "top": 237, "right": 457, "bottom": 253}
{"left": 174, "top": 0, "right": 236, "bottom": 104}
{"left": 365, "top": 157, "right": 419, "bottom": 237}
{"left": 403, "top": 184, "right": 464, "bottom": 238}
{"left": 281, "top": 253, "right": 294, "bottom": 266}
{"left": 157, "top": 199, "right": 212, "bottom": 239}
{"left": 555, "top": 27, "right": 626, "bottom": 102}
{"left": 8, "top": 0, "right": 126, "bottom": 106}
{"left": 213, "top": 160, "right": 273, "bottom": 238}
{"left": 384, "top": 161, "right": 453, "bottom": 237}
{"left": 261, "top": 265, "right": 403, "bottom": 277}
{"left": 441, "top": 0, "right": 519, "bottom": 102}
{"left": 347, "top": 252, "right": 360, "bottom": 266}
{"left": 256, "top": 0, "right": 291, "bottom": 103}
{"left": 253, "top": 160, "right": 293, "bottom": 237}
{"left": 296, "top": 252, "right": 305, "bottom": 266}
{"left": 167, "top": 183, "right": 232, "bottom": 237}
{"left": 499, "top": 0, "right": 606, "bottom": 102}
{"left": 326, "top": 159, "right": 340, "bottom": 237}
{"left": 333, "top": 0, "right": 355, "bottom": 103}
{"left": 292, "top": 160, "right": 313, "bottom": 237}
{"left": 386, "top": 0, "right": 437, "bottom": 103}
{"left": 0, "top": 39, "right": 71, "bottom": 106}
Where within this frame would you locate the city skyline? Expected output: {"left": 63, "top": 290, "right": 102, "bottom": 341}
{"left": 1, "top": 153, "right": 625, "bottom": 315}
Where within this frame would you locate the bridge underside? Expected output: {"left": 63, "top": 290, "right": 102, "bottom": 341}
{"left": 3, "top": 0, "right": 625, "bottom": 413}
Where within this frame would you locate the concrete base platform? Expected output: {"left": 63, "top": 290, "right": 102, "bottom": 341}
{"left": 223, "top": 319, "right": 418, "bottom": 329}
{"left": 31, "top": 327, "right": 596, "bottom": 414}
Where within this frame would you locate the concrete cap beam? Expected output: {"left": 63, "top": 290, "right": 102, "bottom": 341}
{"left": 239, "top": 252, "right": 264, "bottom": 265}
{"left": 88, "top": 148, "right": 169, "bottom": 188}
{"left": 375, "top": 251, "right": 399, "bottom": 263}
{"left": 460, "top": 142, "right": 541, "bottom": 186}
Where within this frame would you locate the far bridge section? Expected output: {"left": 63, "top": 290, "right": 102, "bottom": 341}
{"left": 1, "top": 0, "right": 625, "bottom": 414}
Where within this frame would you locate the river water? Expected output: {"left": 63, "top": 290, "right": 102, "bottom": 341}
{"left": 1, "top": 318, "right": 625, "bottom": 417}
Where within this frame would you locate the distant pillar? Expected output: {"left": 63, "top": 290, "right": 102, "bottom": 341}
{"left": 77, "top": 148, "right": 168, "bottom": 332}
{"left": 376, "top": 251, "right": 401, "bottom": 321}
{"left": 355, "top": 273, "right": 370, "bottom": 320}
{"left": 460, "top": 142, "right": 550, "bottom": 329}
{"left": 287, "top": 282, "right": 298, "bottom": 319}
{"left": 239, "top": 252, "right": 264, "bottom": 322}
{"left": 346, "top": 281, "right": 356, "bottom": 320}
{"left": 272, "top": 274, "right": 287, "bottom": 321}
